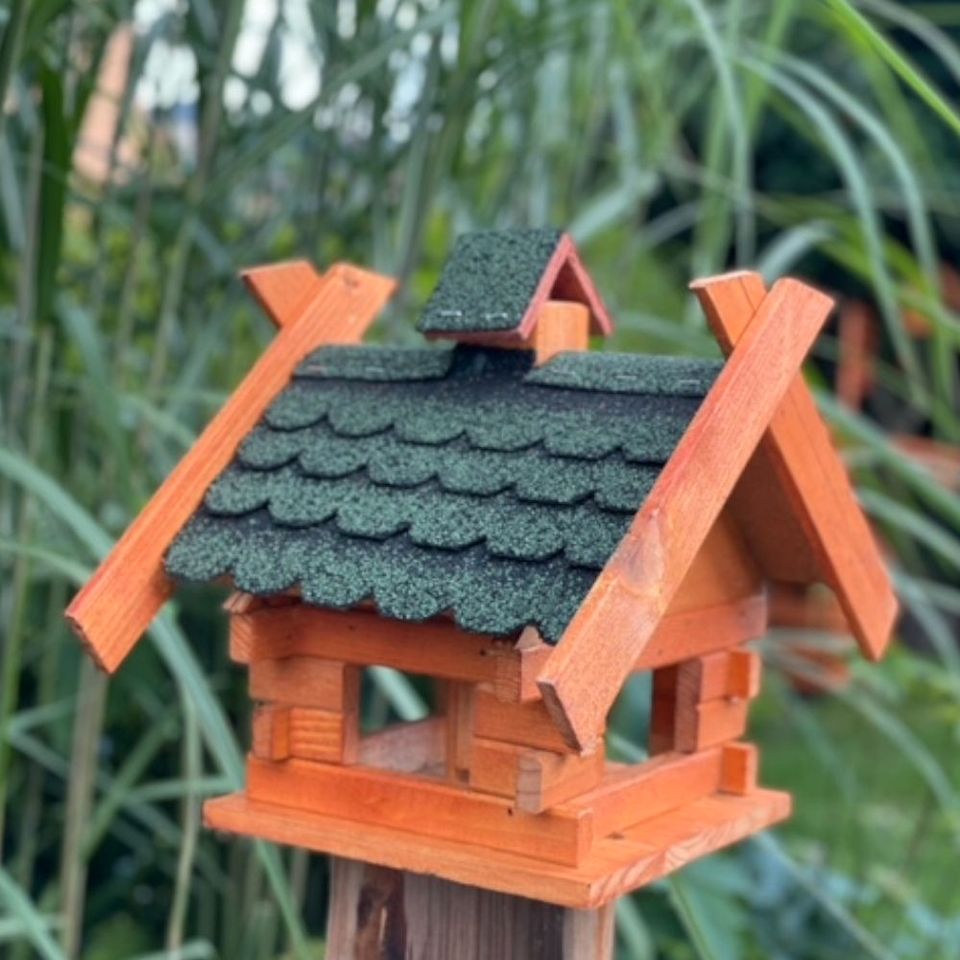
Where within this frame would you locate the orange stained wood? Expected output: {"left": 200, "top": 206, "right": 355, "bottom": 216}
{"left": 769, "top": 582, "right": 849, "bottom": 634}
{"left": 688, "top": 699, "right": 749, "bottom": 751}
{"left": 517, "top": 746, "right": 605, "bottom": 814}
{"left": 532, "top": 301, "right": 590, "bottom": 363}
{"left": 241, "top": 260, "right": 327, "bottom": 328}
{"left": 252, "top": 705, "right": 358, "bottom": 764}
{"left": 469, "top": 739, "right": 605, "bottom": 814}
{"left": 474, "top": 690, "right": 576, "bottom": 754}
{"left": 650, "top": 651, "right": 759, "bottom": 754}
{"left": 661, "top": 649, "right": 761, "bottom": 706}
{"left": 632, "top": 594, "right": 767, "bottom": 671}
{"left": 65, "top": 263, "right": 396, "bottom": 674}
{"left": 727, "top": 450, "right": 822, "bottom": 584}
{"left": 204, "top": 786, "right": 790, "bottom": 908}
{"left": 478, "top": 300, "right": 590, "bottom": 364}
{"left": 432, "top": 233, "right": 613, "bottom": 345}
{"left": 249, "top": 657, "right": 360, "bottom": 711}
{"left": 692, "top": 271, "right": 897, "bottom": 663}
{"left": 570, "top": 750, "right": 724, "bottom": 838}
{"left": 245, "top": 756, "right": 592, "bottom": 867}
{"left": 252, "top": 705, "right": 290, "bottom": 761}
{"left": 666, "top": 511, "right": 762, "bottom": 615}
{"left": 720, "top": 742, "right": 758, "bottom": 796}
{"left": 538, "top": 278, "right": 836, "bottom": 752}
{"left": 231, "top": 594, "right": 764, "bottom": 710}
{"left": 443, "top": 681, "right": 476, "bottom": 783}
{"left": 230, "top": 603, "right": 534, "bottom": 696}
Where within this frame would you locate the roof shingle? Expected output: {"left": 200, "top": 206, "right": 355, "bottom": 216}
{"left": 165, "top": 345, "right": 721, "bottom": 642}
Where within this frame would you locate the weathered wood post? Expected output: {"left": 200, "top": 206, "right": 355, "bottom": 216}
{"left": 326, "top": 860, "right": 614, "bottom": 960}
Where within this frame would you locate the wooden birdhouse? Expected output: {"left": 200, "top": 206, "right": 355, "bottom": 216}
{"left": 67, "top": 228, "right": 897, "bottom": 958}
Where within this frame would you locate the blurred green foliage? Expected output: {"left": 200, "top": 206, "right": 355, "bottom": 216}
{"left": 0, "top": 1, "right": 959, "bottom": 957}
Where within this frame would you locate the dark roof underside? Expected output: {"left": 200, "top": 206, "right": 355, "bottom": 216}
{"left": 165, "top": 345, "right": 721, "bottom": 643}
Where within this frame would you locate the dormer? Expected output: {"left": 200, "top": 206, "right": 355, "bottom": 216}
{"left": 417, "top": 228, "right": 613, "bottom": 361}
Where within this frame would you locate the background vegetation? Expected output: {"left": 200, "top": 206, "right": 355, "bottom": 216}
{"left": 1, "top": 0, "right": 959, "bottom": 957}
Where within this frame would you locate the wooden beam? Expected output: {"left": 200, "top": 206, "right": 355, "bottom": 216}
{"left": 249, "top": 656, "right": 360, "bottom": 711}
{"left": 443, "top": 681, "right": 475, "bottom": 784}
{"left": 720, "top": 742, "right": 758, "bottom": 796}
{"left": 570, "top": 750, "right": 725, "bottom": 839}
{"left": 66, "top": 263, "right": 396, "bottom": 673}
{"left": 633, "top": 594, "right": 767, "bottom": 671}
{"left": 474, "top": 690, "right": 575, "bottom": 754}
{"left": 252, "top": 705, "right": 358, "bottom": 763}
{"left": 691, "top": 271, "right": 897, "bottom": 663}
{"left": 538, "top": 278, "right": 835, "bottom": 751}
{"left": 205, "top": 786, "right": 791, "bottom": 908}
{"left": 533, "top": 301, "right": 590, "bottom": 364}
{"left": 230, "top": 604, "right": 517, "bottom": 686}
{"left": 245, "top": 756, "right": 593, "bottom": 867}
{"left": 650, "top": 651, "right": 760, "bottom": 754}
{"left": 240, "top": 260, "right": 327, "bottom": 328}
{"left": 468, "top": 738, "right": 605, "bottom": 814}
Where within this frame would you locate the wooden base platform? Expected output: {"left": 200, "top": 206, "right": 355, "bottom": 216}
{"left": 204, "top": 787, "right": 790, "bottom": 908}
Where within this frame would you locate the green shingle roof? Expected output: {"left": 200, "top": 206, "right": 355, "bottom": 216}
{"left": 418, "top": 228, "right": 563, "bottom": 334}
{"left": 165, "top": 344, "right": 722, "bottom": 643}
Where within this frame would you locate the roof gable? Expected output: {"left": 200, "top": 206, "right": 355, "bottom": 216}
{"left": 165, "top": 345, "right": 720, "bottom": 642}
{"left": 418, "top": 228, "right": 612, "bottom": 340}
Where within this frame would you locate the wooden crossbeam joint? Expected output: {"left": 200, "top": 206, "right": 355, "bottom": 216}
{"left": 66, "top": 262, "right": 395, "bottom": 674}
{"left": 537, "top": 278, "right": 835, "bottom": 753}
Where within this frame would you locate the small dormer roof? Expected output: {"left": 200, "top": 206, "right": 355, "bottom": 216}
{"left": 417, "top": 228, "right": 613, "bottom": 341}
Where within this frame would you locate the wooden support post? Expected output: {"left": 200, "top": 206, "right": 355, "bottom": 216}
{"left": 325, "top": 858, "right": 615, "bottom": 960}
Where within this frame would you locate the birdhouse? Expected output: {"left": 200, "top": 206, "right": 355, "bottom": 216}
{"left": 67, "top": 228, "right": 897, "bottom": 956}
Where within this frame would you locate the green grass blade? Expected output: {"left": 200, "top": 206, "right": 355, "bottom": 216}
{"left": 0, "top": 867, "right": 67, "bottom": 960}
{"left": 823, "top": 0, "right": 960, "bottom": 138}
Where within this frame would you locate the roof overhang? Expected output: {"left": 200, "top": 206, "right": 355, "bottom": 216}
{"left": 536, "top": 274, "right": 897, "bottom": 753}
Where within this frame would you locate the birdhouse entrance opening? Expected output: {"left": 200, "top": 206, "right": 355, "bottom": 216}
{"left": 355, "top": 668, "right": 449, "bottom": 779}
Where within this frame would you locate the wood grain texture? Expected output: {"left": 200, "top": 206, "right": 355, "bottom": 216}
{"left": 539, "top": 278, "right": 835, "bottom": 752}
{"left": 245, "top": 756, "right": 592, "bottom": 867}
{"left": 204, "top": 787, "right": 791, "bottom": 907}
{"left": 532, "top": 301, "right": 590, "bottom": 364}
{"left": 468, "top": 739, "right": 605, "bottom": 813}
{"left": 692, "top": 270, "right": 898, "bottom": 663}
{"left": 229, "top": 604, "right": 522, "bottom": 689}
{"left": 720, "top": 742, "right": 758, "bottom": 796}
{"left": 666, "top": 511, "right": 763, "bottom": 615}
{"left": 66, "top": 263, "right": 396, "bottom": 673}
{"left": 249, "top": 656, "right": 360, "bottom": 711}
{"left": 474, "top": 690, "right": 575, "bottom": 754}
{"left": 650, "top": 651, "right": 759, "bottom": 753}
{"left": 325, "top": 858, "right": 615, "bottom": 960}
{"left": 443, "top": 681, "right": 475, "bottom": 783}
{"left": 516, "top": 746, "right": 605, "bottom": 814}
{"left": 632, "top": 594, "right": 767, "bottom": 671}
{"left": 240, "top": 260, "right": 326, "bottom": 328}
{"left": 252, "top": 705, "right": 357, "bottom": 763}
{"left": 571, "top": 750, "right": 724, "bottom": 838}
